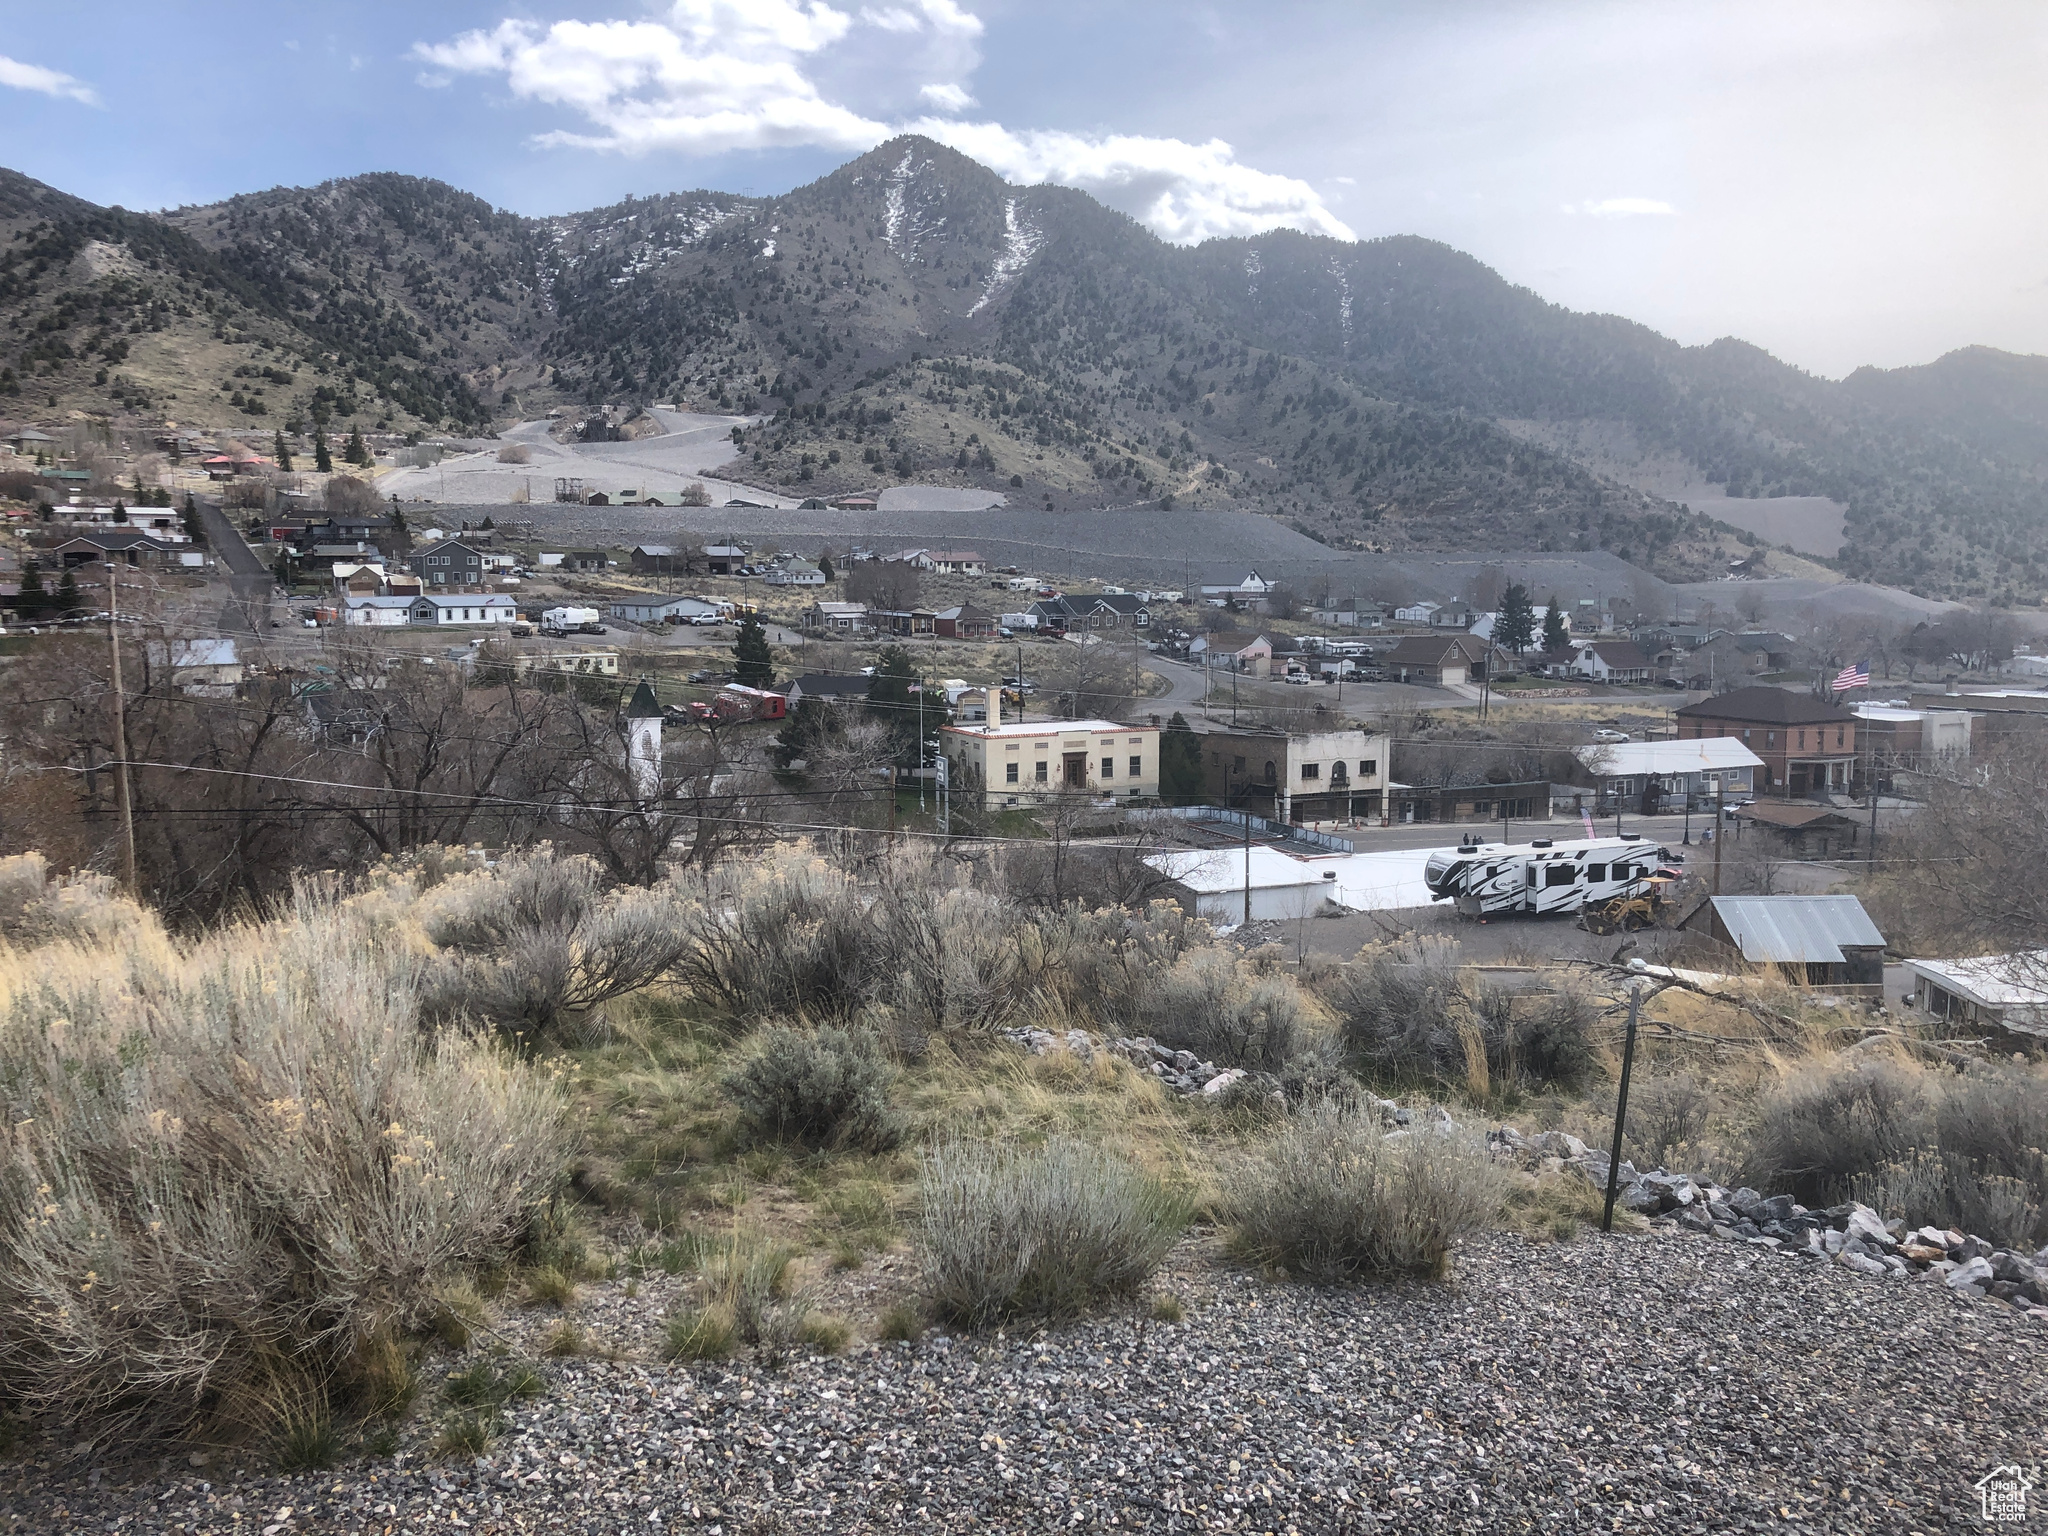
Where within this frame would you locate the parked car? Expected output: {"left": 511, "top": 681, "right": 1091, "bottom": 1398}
{"left": 1590, "top": 728, "right": 1631, "bottom": 743}
{"left": 687, "top": 613, "right": 723, "bottom": 626}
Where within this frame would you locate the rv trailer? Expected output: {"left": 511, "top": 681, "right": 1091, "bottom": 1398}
{"left": 1423, "top": 835, "right": 1674, "bottom": 917}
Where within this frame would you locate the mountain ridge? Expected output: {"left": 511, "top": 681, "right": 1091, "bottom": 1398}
{"left": 0, "top": 136, "right": 2043, "bottom": 601}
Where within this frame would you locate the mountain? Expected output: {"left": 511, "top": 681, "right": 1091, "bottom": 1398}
{"left": 2, "top": 138, "right": 2046, "bottom": 601}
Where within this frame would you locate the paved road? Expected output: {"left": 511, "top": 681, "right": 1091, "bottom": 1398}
{"left": 191, "top": 499, "right": 276, "bottom": 632}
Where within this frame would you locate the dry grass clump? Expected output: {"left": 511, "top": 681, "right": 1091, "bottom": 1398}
{"left": 496, "top": 443, "right": 532, "bottom": 464}
{"left": 723, "top": 1024, "right": 904, "bottom": 1151}
{"left": 916, "top": 1136, "right": 1187, "bottom": 1328}
{"left": 0, "top": 892, "right": 568, "bottom": 1441}
{"left": 1225, "top": 1103, "right": 1509, "bottom": 1282}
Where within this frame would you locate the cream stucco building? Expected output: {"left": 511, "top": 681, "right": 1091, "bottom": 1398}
{"left": 941, "top": 703, "right": 1159, "bottom": 809}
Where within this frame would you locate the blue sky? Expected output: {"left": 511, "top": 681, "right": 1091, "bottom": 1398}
{"left": 4, "top": 1, "right": 2044, "bottom": 377}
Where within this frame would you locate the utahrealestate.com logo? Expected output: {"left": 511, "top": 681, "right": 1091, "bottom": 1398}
{"left": 1976, "top": 1466, "right": 2035, "bottom": 1524}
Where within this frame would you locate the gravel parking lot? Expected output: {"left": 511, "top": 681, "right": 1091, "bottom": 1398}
{"left": 6, "top": 1225, "right": 2041, "bottom": 1534}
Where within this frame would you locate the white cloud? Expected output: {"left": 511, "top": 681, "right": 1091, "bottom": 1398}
{"left": 0, "top": 53, "right": 99, "bottom": 107}
{"left": 414, "top": 2, "right": 1349, "bottom": 244}
{"left": 919, "top": 81, "right": 974, "bottom": 112}
{"left": 1568, "top": 197, "right": 1679, "bottom": 218}
{"left": 918, "top": 121, "right": 1355, "bottom": 242}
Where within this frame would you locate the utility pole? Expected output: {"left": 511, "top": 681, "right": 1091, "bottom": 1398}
{"left": 106, "top": 562, "right": 136, "bottom": 895}
{"left": 1713, "top": 776, "right": 1724, "bottom": 895}
{"left": 1865, "top": 729, "right": 1878, "bottom": 871}
{"left": 888, "top": 763, "right": 898, "bottom": 840}
{"left": 1242, "top": 780, "right": 1254, "bottom": 927}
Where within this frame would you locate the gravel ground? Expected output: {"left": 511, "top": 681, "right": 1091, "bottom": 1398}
{"left": 5, "top": 1226, "right": 2042, "bottom": 1534}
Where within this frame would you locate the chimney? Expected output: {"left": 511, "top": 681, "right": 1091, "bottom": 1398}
{"left": 988, "top": 683, "right": 1002, "bottom": 728}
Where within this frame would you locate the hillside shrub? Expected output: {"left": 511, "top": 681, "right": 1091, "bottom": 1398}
{"left": 421, "top": 846, "right": 692, "bottom": 1042}
{"left": 1330, "top": 943, "right": 1597, "bottom": 1090}
{"left": 1741, "top": 1056, "right": 1934, "bottom": 1206}
{"left": 1848, "top": 1063, "right": 2048, "bottom": 1247}
{"left": 722, "top": 1025, "right": 902, "bottom": 1151}
{"left": 1225, "top": 1103, "right": 1508, "bottom": 1282}
{"left": 1140, "top": 946, "right": 1317, "bottom": 1070}
{"left": 917, "top": 1137, "right": 1185, "bottom": 1327}
{"left": 0, "top": 851, "right": 153, "bottom": 951}
{"left": 0, "top": 899, "right": 567, "bottom": 1439}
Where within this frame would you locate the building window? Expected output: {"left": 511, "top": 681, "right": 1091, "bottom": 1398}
{"left": 1767, "top": 731, "right": 1776, "bottom": 747}
{"left": 1360, "top": 760, "right": 1376, "bottom": 776}
{"left": 1301, "top": 763, "right": 1320, "bottom": 780}
{"left": 1128, "top": 755, "right": 1141, "bottom": 776}
{"left": 1233, "top": 756, "right": 1245, "bottom": 773}
{"left": 1264, "top": 761, "right": 1277, "bottom": 783}
{"left": 1006, "top": 762, "right": 1019, "bottom": 784}
{"left": 1836, "top": 728, "right": 1845, "bottom": 746}
{"left": 1101, "top": 756, "right": 1115, "bottom": 778}
{"left": 1034, "top": 761, "right": 1047, "bottom": 784}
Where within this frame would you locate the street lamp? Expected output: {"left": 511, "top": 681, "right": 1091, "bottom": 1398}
{"left": 1682, "top": 780, "right": 1692, "bottom": 845}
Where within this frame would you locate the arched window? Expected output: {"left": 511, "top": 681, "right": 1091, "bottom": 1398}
{"left": 1264, "top": 761, "right": 1277, "bottom": 783}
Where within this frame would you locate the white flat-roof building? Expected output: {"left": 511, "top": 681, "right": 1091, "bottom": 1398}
{"left": 1903, "top": 952, "right": 2048, "bottom": 1038}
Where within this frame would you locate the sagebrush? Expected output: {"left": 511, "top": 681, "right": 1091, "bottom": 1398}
{"left": 917, "top": 1136, "right": 1185, "bottom": 1327}
{"left": 0, "top": 889, "right": 567, "bottom": 1439}
{"left": 1225, "top": 1103, "right": 1508, "bottom": 1282}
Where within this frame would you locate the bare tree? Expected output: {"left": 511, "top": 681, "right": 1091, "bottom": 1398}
{"left": 847, "top": 562, "right": 923, "bottom": 611}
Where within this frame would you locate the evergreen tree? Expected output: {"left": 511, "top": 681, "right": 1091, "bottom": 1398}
{"left": 17, "top": 560, "right": 47, "bottom": 619}
{"left": 1159, "top": 712, "right": 1205, "bottom": 804}
{"left": 388, "top": 498, "right": 407, "bottom": 534}
{"left": 1541, "top": 596, "right": 1569, "bottom": 653}
{"left": 54, "top": 569, "right": 79, "bottom": 613}
{"left": 111, "top": 500, "right": 128, "bottom": 525}
{"left": 181, "top": 493, "right": 202, "bottom": 542}
{"left": 131, "top": 471, "right": 146, "bottom": 502}
{"left": 1496, "top": 583, "right": 1536, "bottom": 654}
{"left": 733, "top": 613, "right": 775, "bottom": 688}
{"left": 866, "top": 645, "right": 932, "bottom": 760}
{"left": 345, "top": 425, "right": 369, "bottom": 466}
{"left": 817, "top": 552, "right": 835, "bottom": 581}
{"left": 273, "top": 429, "right": 293, "bottom": 472}
{"left": 313, "top": 429, "right": 332, "bottom": 473}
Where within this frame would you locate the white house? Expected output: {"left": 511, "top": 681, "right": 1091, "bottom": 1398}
{"left": 923, "top": 550, "right": 986, "bottom": 576}
{"left": 409, "top": 593, "right": 517, "bottom": 626}
{"left": 611, "top": 595, "right": 721, "bottom": 624}
{"left": 764, "top": 561, "right": 826, "bottom": 586}
{"left": 1393, "top": 600, "right": 1441, "bottom": 624}
{"left": 344, "top": 595, "right": 416, "bottom": 627}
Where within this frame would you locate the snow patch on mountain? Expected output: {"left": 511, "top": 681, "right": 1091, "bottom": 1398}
{"left": 967, "top": 198, "right": 1044, "bottom": 316}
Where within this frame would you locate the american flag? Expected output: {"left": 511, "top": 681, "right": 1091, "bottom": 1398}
{"left": 1831, "top": 661, "right": 1871, "bottom": 693}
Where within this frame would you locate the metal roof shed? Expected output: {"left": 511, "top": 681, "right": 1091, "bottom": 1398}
{"left": 1683, "top": 895, "right": 1886, "bottom": 993}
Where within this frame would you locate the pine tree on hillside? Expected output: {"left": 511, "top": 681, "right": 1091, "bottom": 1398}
{"left": 54, "top": 569, "right": 79, "bottom": 613}
{"left": 17, "top": 560, "right": 47, "bottom": 619}
{"left": 346, "top": 425, "right": 369, "bottom": 467}
{"left": 273, "top": 429, "right": 293, "bottom": 472}
{"left": 1542, "top": 596, "right": 1569, "bottom": 653}
{"left": 313, "top": 429, "right": 332, "bottom": 473}
{"left": 733, "top": 613, "right": 774, "bottom": 688}
{"left": 181, "top": 493, "right": 203, "bottom": 542}
{"left": 111, "top": 500, "right": 128, "bottom": 524}
{"left": 1497, "top": 583, "right": 1535, "bottom": 654}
